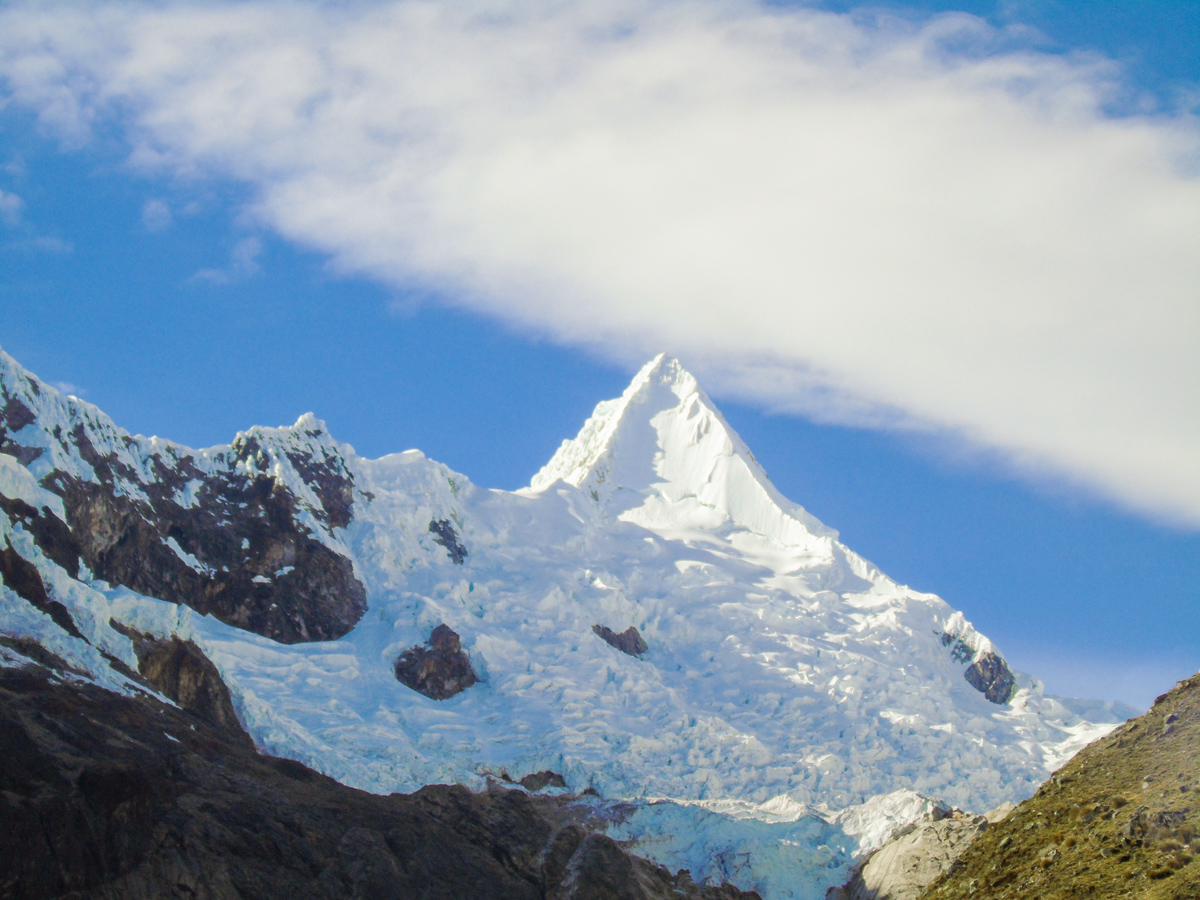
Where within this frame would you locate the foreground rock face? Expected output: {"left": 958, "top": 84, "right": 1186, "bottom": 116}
{"left": 831, "top": 810, "right": 987, "bottom": 900}
{"left": 924, "top": 672, "right": 1200, "bottom": 899}
{"left": 0, "top": 662, "right": 757, "bottom": 900}
{"left": 394, "top": 623, "right": 479, "bottom": 699}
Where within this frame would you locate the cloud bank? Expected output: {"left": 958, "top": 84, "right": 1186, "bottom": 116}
{"left": 0, "top": 1, "right": 1196, "bottom": 523}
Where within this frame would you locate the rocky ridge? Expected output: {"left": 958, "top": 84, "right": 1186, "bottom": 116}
{"left": 0, "top": 352, "right": 366, "bottom": 644}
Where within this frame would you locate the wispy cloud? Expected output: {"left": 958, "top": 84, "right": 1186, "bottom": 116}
{"left": 0, "top": 1, "right": 1196, "bottom": 524}
{"left": 141, "top": 198, "right": 171, "bottom": 232}
{"left": 0, "top": 189, "right": 23, "bottom": 226}
{"left": 4, "top": 235, "right": 73, "bottom": 254}
{"left": 193, "top": 235, "right": 262, "bottom": 284}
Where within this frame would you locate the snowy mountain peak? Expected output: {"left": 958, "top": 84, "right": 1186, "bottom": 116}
{"left": 530, "top": 354, "right": 836, "bottom": 544}
{"left": 1, "top": 346, "right": 1135, "bottom": 900}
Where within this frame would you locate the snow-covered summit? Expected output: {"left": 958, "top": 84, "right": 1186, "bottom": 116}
{"left": 531, "top": 354, "right": 836, "bottom": 547}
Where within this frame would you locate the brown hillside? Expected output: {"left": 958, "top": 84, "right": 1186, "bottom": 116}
{"left": 923, "top": 672, "right": 1200, "bottom": 900}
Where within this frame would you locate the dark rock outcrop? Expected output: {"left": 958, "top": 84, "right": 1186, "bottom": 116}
{"left": 394, "top": 623, "right": 478, "bottom": 699}
{"left": 924, "top": 671, "right": 1200, "bottom": 899}
{"left": 0, "top": 662, "right": 757, "bottom": 900}
{"left": 593, "top": 625, "right": 647, "bottom": 657}
{"left": 0, "top": 394, "right": 44, "bottom": 464}
{"left": 938, "top": 633, "right": 1015, "bottom": 705}
{"left": 109, "top": 621, "right": 250, "bottom": 743}
{"left": 963, "top": 652, "right": 1016, "bottom": 705}
{"left": 2, "top": 353, "right": 368, "bottom": 645}
{"left": 520, "top": 771, "right": 569, "bottom": 792}
{"left": 429, "top": 518, "right": 467, "bottom": 564}
{"left": 0, "top": 495, "right": 80, "bottom": 577}
{"left": 44, "top": 445, "right": 366, "bottom": 645}
{"left": 0, "top": 537, "right": 83, "bottom": 640}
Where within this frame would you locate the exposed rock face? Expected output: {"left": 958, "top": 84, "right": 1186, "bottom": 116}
{"left": 0, "top": 662, "right": 758, "bottom": 900}
{"left": 593, "top": 624, "right": 647, "bottom": 657}
{"left": 983, "top": 802, "right": 1015, "bottom": 825}
{"left": 0, "top": 394, "right": 42, "bottom": 464}
{"left": 925, "top": 671, "right": 1200, "bottom": 899}
{"left": 0, "top": 494, "right": 80, "bottom": 577}
{"left": 831, "top": 809, "right": 987, "bottom": 900}
{"left": 1, "top": 354, "right": 368, "bottom": 644}
{"left": 963, "top": 652, "right": 1016, "bottom": 705}
{"left": 429, "top": 517, "right": 467, "bottom": 564}
{"left": 46, "top": 440, "right": 365, "bottom": 644}
{"left": 0, "top": 535, "right": 83, "bottom": 639}
{"left": 938, "top": 633, "right": 1015, "bottom": 705}
{"left": 519, "top": 771, "right": 569, "bottom": 792}
{"left": 394, "top": 623, "right": 478, "bottom": 699}
{"left": 110, "top": 621, "right": 250, "bottom": 743}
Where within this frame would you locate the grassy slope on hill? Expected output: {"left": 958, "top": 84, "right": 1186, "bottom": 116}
{"left": 924, "top": 673, "right": 1200, "bottom": 900}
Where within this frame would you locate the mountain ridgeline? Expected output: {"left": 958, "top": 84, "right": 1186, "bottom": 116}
{"left": 0, "top": 360, "right": 365, "bottom": 644}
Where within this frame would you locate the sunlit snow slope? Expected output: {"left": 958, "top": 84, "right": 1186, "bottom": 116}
{"left": 0, "top": 350, "right": 1133, "bottom": 897}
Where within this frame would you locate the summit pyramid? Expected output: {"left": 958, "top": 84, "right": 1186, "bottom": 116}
{"left": 531, "top": 354, "right": 836, "bottom": 546}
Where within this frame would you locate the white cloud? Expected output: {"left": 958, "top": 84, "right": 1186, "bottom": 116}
{"left": 0, "top": 1, "right": 1196, "bottom": 523}
{"left": 4, "top": 235, "right": 73, "bottom": 254}
{"left": 193, "top": 235, "right": 262, "bottom": 284}
{"left": 141, "top": 197, "right": 171, "bottom": 231}
{"left": 0, "top": 189, "right": 22, "bottom": 225}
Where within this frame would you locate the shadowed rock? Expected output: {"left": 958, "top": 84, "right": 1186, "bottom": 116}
{"left": 3, "top": 355, "right": 368, "bottom": 645}
{"left": 0, "top": 662, "right": 759, "bottom": 900}
{"left": 964, "top": 652, "right": 1016, "bottom": 705}
{"left": 0, "top": 537, "right": 84, "bottom": 640}
{"left": 110, "top": 621, "right": 250, "bottom": 744}
{"left": 394, "top": 624, "right": 478, "bottom": 699}
{"left": 429, "top": 518, "right": 468, "bottom": 564}
{"left": 593, "top": 625, "right": 647, "bottom": 657}
{"left": 520, "top": 771, "right": 568, "bottom": 792}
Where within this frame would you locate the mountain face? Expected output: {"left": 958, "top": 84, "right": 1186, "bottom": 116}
{"left": 0, "top": 349, "right": 1135, "bottom": 899}
{"left": 0, "top": 355, "right": 364, "bottom": 644}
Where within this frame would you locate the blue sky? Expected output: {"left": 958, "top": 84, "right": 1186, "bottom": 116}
{"left": 0, "top": 0, "right": 1196, "bottom": 708}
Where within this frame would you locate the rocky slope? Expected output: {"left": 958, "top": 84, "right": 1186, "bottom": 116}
{"left": 923, "top": 672, "right": 1200, "bottom": 899}
{"left": 0, "top": 651, "right": 755, "bottom": 900}
{"left": 829, "top": 808, "right": 988, "bottom": 900}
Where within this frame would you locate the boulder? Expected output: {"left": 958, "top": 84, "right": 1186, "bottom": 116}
{"left": 394, "top": 624, "right": 478, "bottom": 699}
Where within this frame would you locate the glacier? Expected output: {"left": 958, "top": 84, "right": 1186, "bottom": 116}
{"left": 0, "top": 349, "right": 1134, "bottom": 898}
